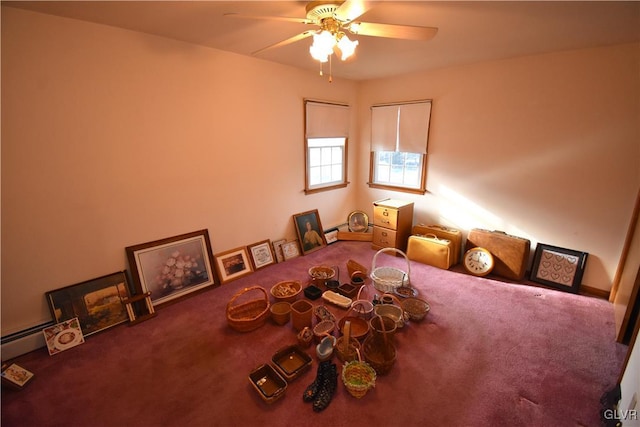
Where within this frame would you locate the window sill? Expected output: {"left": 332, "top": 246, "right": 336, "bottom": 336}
{"left": 367, "top": 182, "right": 426, "bottom": 195}
{"left": 304, "top": 182, "right": 349, "bottom": 195}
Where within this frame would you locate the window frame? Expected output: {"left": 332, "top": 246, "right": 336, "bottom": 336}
{"left": 368, "top": 100, "right": 431, "bottom": 195}
{"left": 304, "top": 100, "right": 351, "bottom": 194}
{"left": 305, "top": 137, "right": 349, "bottom": 193}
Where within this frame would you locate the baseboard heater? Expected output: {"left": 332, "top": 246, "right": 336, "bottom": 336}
{"left": 1, "top": 322, "right": 53, "bottom": 360}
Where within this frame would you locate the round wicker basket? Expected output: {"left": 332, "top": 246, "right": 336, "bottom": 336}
{"left": 370, "top": 248, "right": 410, "bottom": 293}
{"left": 342, "top": 349, "right": 376, "bottom": 398}
{"left": 402, "top": 297, "right": 431, "bottom": 321}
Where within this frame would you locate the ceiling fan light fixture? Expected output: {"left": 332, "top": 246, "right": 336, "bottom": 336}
{"left": 337, "top": 33, "right": 358, "bottom": 60}
{"left": 310, "top": 30, "right": 336, "bottom": 62}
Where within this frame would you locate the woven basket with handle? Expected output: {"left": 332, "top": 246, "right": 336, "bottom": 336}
{"left": 226, "top": 286, "right": 270, "bottom": 332}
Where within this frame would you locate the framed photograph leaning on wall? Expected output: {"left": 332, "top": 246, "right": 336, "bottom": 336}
{"left": 126, "top": 229, "right": 217, "bottom": 307}
{"left": 529, "top": 243, "right": 588, "bottom": 294}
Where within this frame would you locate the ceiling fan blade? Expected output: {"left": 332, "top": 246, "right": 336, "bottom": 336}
{"left": 252, "top": 31, "right": 315, "bottom": 56}
{"left": 334, "top": 0, "right": 371, "bottom": 22}
{"left": 223, "top": 13, "right": 313, "bottom": 25}
{"left": 351, "top": 22, "right": 438, "bottom": 41}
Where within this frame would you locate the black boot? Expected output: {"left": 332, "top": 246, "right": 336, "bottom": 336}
{"left": 312, "top": 363, "right": 337, "bottom": 412}
{"left": 302, "top": 361, "right": 331, "bottom": 402}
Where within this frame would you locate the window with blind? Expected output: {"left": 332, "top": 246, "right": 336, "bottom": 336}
{"left": 369, "top": 100, "right": 432, "bottom": 194}
{"left": 304, "top": 100, "right": 351, "bottom": 193}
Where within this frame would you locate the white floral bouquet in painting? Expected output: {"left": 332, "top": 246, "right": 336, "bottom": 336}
{"left": 157, "top": 251, "right": 203, "bottom": 291}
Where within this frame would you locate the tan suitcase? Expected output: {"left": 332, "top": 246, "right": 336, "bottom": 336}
{"left": 465, "top": 229, "right": 531, "bottom": 281}
{"left": 412, "top": 224, "right": 462, "bottom": 265}
{"left": 407, "top": 234, "right": 453, "bottom": 270}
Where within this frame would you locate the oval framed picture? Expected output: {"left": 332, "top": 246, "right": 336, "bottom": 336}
{"left": 347, "top": 211, "right": 369, "bottom": 233}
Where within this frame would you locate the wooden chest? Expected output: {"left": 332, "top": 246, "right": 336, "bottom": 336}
{"left": 466, "top": 229, "right": 531, "bottom": 281}
{"left": 371, "top": 199, "right": 414, "bottom": 252}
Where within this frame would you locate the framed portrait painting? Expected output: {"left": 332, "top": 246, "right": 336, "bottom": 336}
{"left": 45, "top": 271, "right": 130, "bottom": 337}
{"left": 293, "top": 209, "right": 327, "bottom": 255}
{"left": 529, "top": 243, "right": 588, "bottom": 294}
{"left": 126, "top": 229, "right": 216, "bottom": 307}
{"left": 214, "top": 246, "right": 253, "bottom": 284}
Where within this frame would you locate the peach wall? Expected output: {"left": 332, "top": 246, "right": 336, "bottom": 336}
{"left": 2, "top": 7, "right": 639, "bottom": 337}
{"left": 1, "top": 8, "right": 359, "bottom": 334}
{"left": 356, "top": 43, "right": 640, "bottom": 292}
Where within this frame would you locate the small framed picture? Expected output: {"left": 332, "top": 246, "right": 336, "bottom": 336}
{"left": 272, "top": 239, "right": 286, "bottom": 263}
{"left": 1, "top": 363, "right": 34, "bottom": 389}
{"left": 126, "top": 229, "right": 217, "bottom": 307}
{"left": 282, "top": 241, "right": 301, "bottom": 261}
{"left": 293, "top": 209, "right": 327, "bottom": 255}
{"left": 45, "top": 271, "right": 130, "bottom": 337}
{"left": 43, "top": 318, "right": 85, "bottom": 356}
{"left": 348, "top": 211, "right": 369, "bottom": 232}
{"left": 324, "top": 227, "right": 339, "bottom": 245}
{"left": 530, "top": 243, "right": 589, "bottom": 294}
{"left": 215, "top": 246, "right": 253, "bottom": 284}
{"left": 247, "top": 240, "right": 276, "bottom": 270}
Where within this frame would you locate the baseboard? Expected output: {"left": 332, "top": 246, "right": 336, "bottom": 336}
{"left": 1, "top": 322, "right": 52, "bottom": 361}
{"left": 580, "top": 285, "right": 610, "bottom": 300}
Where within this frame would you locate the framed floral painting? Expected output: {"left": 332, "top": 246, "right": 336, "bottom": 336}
{"left": 126, "top": 229, "right": 217, "bottom": 307}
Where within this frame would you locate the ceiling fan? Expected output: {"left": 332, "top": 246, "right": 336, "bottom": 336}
{"left": 225, "top": 0, "right": 438, "bottom": 75}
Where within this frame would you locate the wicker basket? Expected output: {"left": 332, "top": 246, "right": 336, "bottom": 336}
{"left": 313, "top": 320, "right": 336, "bottom": 343}
{"left": 336, "top": 319, "right": 361, "bottom": 363}
{"left": 402, "top": 297, "right": 431, "bottom": 321}
{"left": 308, "top": 266, "right": 336, "bottom": 287}
{"left": 347, "top": 259, "right": 368, "bottom": 278}
{"left": 342, "top": 349, "right": 376, "bottom": 398}
{"left": 227, "top": 286, "right": 270, "bottom": 332}
{"left": 370, "top": 248, "right": 410, "bottom": 293}
{"left": 362, "top": 334, "right": 396, "bottom": 376}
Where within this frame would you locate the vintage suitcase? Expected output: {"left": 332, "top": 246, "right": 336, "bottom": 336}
{"left": 465, "top": 229, "right": 531, "bottom": 281}
{"left": 412, "top": 224, "right": 463, "bottom": 265}
{"left": 406, "top": 234, "right": 454, "bottom": 270}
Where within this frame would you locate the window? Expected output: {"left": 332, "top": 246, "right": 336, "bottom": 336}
{"left": 304, "top": 100, "right": 350, "bottom": 193}
{"left": 369, "top": 100, "right": 432, "bottom": 194}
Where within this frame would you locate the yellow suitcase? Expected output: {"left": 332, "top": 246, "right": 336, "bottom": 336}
{"left": 407, "top": 234, "right": 454, "bottom": 270}
{"left": 412, "top": 224, "right": 463, "bottom": 265}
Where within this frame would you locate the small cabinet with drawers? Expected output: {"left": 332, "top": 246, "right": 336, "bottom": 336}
{"left": 372, "top": 199, "right": 414, "bottom": 252}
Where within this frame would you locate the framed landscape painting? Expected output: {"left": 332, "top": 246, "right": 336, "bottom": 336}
{"left": 126, "top": 229, "right": 216, "bottom": 307}
{"left": 45, "top": 271, "right": 130, "bottom": 337}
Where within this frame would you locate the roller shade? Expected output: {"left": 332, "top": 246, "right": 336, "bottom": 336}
{"left": 305, "top": 101, "right": 350, "bottom": 138}
{"left": 371, "top": 101, "right": 431, "bottom": 153}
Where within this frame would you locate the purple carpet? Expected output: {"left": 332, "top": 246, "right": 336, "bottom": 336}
{"left": 1, "top": 241, "right": 626, "bottom": 426}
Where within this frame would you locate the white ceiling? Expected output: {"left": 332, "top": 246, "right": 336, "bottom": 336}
{"left": 4, "top": 1, "right": 640, "bottom": 81}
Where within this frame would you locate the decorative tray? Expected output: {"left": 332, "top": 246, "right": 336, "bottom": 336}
{"left": 322, "top": 290, "right": 352, "bottom": 309}
{"left": 271, "top": 345, "right": 312, "bottom": 381}
{"left": 249, "top": 364, "right": 287, "bottom": 404}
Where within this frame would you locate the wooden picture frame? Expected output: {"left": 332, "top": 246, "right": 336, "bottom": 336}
{"left": 45, "top": 271, "right": 130, "bottom": 337}
{"left": 293, "top": 209, "right": 327, "bottom": 255}
{"left": 247, "top": 240, "right": 276, "bottom": 270}
{"left": 282, "top": 241, "right": 301, "bottom": 260}
{"left": 529, "top": 243, "right": 589, "bottom": 294}
{"left": 272, "top": 239, "right": 286, "bottom": 263}
{"left": 126, "top": 229, "right": 216, "bottom": 307}
{"left": 214, "top": 246, "right": 253, "bottom": 284}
